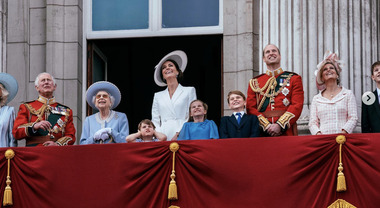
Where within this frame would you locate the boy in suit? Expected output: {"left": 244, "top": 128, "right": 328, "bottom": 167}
{"left": 219, "top": 90, "right": 260, "bottom": 138}
{"left": 362, "top": 61, "right": 380, "bottom": 133}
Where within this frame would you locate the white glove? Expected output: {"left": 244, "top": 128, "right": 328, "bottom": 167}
{"left": 94, "top": 128, "right": 112, "bottom": 142}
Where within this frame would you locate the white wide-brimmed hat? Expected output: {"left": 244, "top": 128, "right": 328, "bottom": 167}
{"left": 0, "top": 73, "right": 19, "bottom": 104}
{"left": 86, "top": 81, "right": 121, "bottom": 109}
{"left": 154, "top": 50, "right": 188, "bottom": 87}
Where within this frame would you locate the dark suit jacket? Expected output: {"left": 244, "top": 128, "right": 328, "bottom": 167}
{"left": 219, "top": 113, "right": 260, "bottom": 138}
{"left": 362, "top": 90, "right": 380, "bottom": 133}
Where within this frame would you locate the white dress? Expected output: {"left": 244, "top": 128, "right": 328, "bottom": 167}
{"left": 151, "top": 84, "right": 196, "bottom": 141}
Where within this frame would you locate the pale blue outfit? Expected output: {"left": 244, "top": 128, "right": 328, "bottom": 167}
{"left": 80, "top": 111, "right": 129, "bottom": 144}
{"left": 135, "top": 138, "right": 158, "bottom": 142}
{"left": 0, "top": 106, "right": 17, "bottom": 147}
{"left": 177, "top": 119, "right": 219, "bottom": 140}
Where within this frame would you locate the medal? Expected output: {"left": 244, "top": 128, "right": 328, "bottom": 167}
{"left": 283, "top": 98, "right": 290, "bottom": 106}
{"left": 282, "top": 87, "right": 289, "bottom": 96}
{"left": 51, "top": 106, "right": 68, "bottom": 115}
{"left": 279, "top": 79, "right": 284, "bottom": 86}
{"left": 57, "top": 118, "right": 64, "bottom": 127}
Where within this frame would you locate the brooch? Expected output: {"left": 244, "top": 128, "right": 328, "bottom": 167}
{"left": 283, "top": 98, "right": 290, "bottom": 106}
{"left": 282, "top": 87, "right": 289, "bottom": 96}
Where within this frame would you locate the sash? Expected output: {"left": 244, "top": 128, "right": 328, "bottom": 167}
{"left": 259, "top": 72, "right": 294, "bottom": 112}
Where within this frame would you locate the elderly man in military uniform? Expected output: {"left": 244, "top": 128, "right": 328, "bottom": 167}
{"left": 247, "top": 44, "right": 304, "bottom": 136}
{"left": 13, "top": 72, "right": 76, "bottom": 146}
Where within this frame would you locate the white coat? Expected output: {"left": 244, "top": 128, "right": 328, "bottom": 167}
{"left": 151, "top": 84, "right": 197, "bottom": 141}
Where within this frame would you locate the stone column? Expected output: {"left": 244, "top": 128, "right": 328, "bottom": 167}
{"left": 223, "top": 0, "right": 260, "bottom": 116}
{"left": 0, "top": 0, "right": 6, "bottom": 73}
{"left": 7, "top": 0, "right": 83, "bottom": 144}
{"left": 45, "top": 0, "right": 83, "bottom": 140}
{"left": 260, "top": 0, "right": 380, "bottom": 134}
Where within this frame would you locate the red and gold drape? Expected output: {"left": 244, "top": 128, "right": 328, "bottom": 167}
{"left": 1, "top": 133, "right": 380, "bottom": 208}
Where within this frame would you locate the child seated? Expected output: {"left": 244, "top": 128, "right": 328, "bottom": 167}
{"left": 126, "top": 119, "right": 167, "bottom": 142}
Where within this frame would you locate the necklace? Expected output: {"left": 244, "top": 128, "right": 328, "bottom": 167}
{"left": 328, "top": 87, "right": 340, "bottom": 98}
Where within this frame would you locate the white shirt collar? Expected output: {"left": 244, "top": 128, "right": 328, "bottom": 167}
{"left": 233, "top": 111, "right": 245, "bottom": 117}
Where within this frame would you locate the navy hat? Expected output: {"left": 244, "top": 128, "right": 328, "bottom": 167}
{"left": 0, "top": 73, "right": 18, "bottom": 104}
{"left": 86, "top": 81, "right": 121, "bottom": 109}
{"left": 154, "top": 50, "right": 188, "bottom": 87}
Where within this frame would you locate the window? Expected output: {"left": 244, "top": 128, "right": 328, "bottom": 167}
{"left": 87, "top": 0, "right": 223, "bottom": 39}
{"left": 162, "top": 0, "right": 219, "bottom": 28}
{"left": 92, "top": 0, "right": 149, "bottom": 30}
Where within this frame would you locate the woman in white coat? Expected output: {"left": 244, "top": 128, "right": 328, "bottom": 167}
{"left": 152, "top": 50, "right": 197, "bottom": 141}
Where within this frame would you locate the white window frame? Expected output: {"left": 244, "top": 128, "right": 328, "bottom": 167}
{"left": 85, "top": 0, "right": 223, "bottom": 39}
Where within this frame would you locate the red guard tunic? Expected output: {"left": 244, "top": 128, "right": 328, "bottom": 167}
{"left": 12, "top": 96, "right": 76, "bottom": 146}
{"left": 246, "top": 68, "right": 304, "bottom": 136}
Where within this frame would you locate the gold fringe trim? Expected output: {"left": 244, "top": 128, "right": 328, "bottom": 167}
{"left": 336, "top": 135, "right": 347, "bottom": 192}
{"left": 168, "top": 206, "right": 180, "bottom": 208}
{"left": 168, "top": 142, "right": 179, "bottom": 200}
{"left": 3, "top": 149, "right": 15, "bottom": 206}
{"left": 327, "top": 199, "right": 356, "bottom": 208}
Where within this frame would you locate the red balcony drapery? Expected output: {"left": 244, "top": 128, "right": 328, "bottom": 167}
{"left": 1, "top": 133, "right": 380, "bottom": 208}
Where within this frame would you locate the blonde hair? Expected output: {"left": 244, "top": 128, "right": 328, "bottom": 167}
{"left": 188, "top": 99, "right": 208, "bottom": 122}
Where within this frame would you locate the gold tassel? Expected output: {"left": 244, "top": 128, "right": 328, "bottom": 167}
{"left": 168, "top": 142, "right": 179, "bottom": 200}
{"left": 168, "top": 172, "right": 177, "bottom": 200}
{"left": 3, "top": 149, "right": 15, "bottom": 206}
{"left": 335, "top": 135, "right": 347, "bottom": 192}
{"left": 168, "top": 206, "right": 180, "bottom": 208}
{"left": 327, "top": 199, "right": 357, "bottom": 208}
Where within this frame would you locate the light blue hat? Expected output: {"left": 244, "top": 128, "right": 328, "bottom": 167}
{"left": 0, "top": 73, "right": 19, "bottom": 104}
{"left": 86, "top": 81, "right": 121, "bottom": 109}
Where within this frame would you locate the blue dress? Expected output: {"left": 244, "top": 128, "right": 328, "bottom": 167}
{"left": 0, "top": 106, "right": 17, "bottom": 147}
{"left": 177, "top": 119, "right": 219, "bottom": 140}
{"left": 80, "top": 111, "right": 129, "bottom": 144}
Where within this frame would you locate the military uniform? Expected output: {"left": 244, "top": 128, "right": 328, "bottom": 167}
{"left": 12, "top": 96, "right": 76, "bottom": 146}
{"left": 246, "top": 68, "right": 304, "bottom": 136}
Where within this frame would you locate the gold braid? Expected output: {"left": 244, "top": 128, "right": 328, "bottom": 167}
{"left": 249, "top": 77, "right": 277, "bottom": 111}
{"left": 249, "top": 74, "right": 293, "bottom": 111}
{"left": 24, "top": 103, "right": 49, "bottom": 125}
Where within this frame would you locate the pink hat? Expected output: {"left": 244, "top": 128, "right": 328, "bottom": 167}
{"left": 315, "top": 51, "right": 343, "bottom": 90}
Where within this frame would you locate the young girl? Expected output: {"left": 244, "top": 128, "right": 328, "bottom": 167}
{"left": 177, "top": 100, "right": 219, "bottom": 140}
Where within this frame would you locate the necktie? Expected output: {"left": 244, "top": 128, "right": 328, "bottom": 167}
{"left": 236, "top": 112, "right": 241, "bottom": 124}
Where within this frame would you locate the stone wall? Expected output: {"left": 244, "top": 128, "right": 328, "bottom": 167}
{"left": 224, "top": 0, "right": 380, "bottom": 135}
{"left": 6, "top": 0, "right": 83, "bottom": 144}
